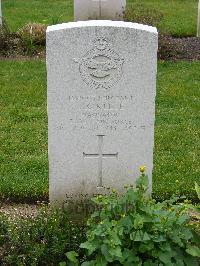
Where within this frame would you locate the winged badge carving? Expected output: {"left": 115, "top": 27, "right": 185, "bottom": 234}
{"left": 79, "top": 37, "right": 124, "bottom": 90}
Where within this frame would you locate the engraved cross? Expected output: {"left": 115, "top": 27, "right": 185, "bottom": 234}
{"left": 83, "top": 135, "right": 118, "bottom": 187}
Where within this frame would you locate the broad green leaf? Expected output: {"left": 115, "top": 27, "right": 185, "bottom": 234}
{"left": 134, "top": 230, "right": 143, "bottom": 241}
{"left": 120, "top": 249, "right": 131, "bottom": 262}
{"left": 95, "top": 256, "right": 108, "bottom": 266}
{"left": 109, "top": 246, "right": 122, "bottom": 258}
{"left": 186, "top": 246, "right": 200, "bottom": 257}
{"left": 130, "top": 230, "right": 144, "bottom": 241}
{"left": 133, "top": 214, "right": 144, "bottom": 229}
{"left": 177, "top": 214, "right": 189, "bottom": 225}
{"left": 111, "top": 231, "right": 121, "bottom": 245}
{"left": 93, "top": 226, "right": 103, "bottom": 236}
{"left": 143, "top": 232, "right": 151, "bottom": 241}
{"left": 181, "top": 228, "right": 193, "bottom": 240}
{"left": 173, "top": 258, "right": 185, "bottom": 266}
{"left": 142, "top": 214, "right": 153, "bottom": 223}
{"left": 130, "top": 231, "right": 136, "bottom": 240}
{"left": 66, "top": 251, "right": 79, "bottom": 263}
{"left": 160, "top": 243, "right": 171, "bottom": 252}
{"left": 80, "top": 241, "right": 97, "bottom": 255}
{"left": 101, "top": 244, "right": 113, "bottom": 262}
{"left": 139, "top": 242, "right": 154, "bottom": 252}
{"left": 120, "top": 216, "right": 133, "bottom": 231}
{"left": 159, "top": 252, "right": 173, "bottom": 265}
{"left": 121, "top": 249, "right": 139, "bottom": 264}
{"left": 154, "top": 234, "right": 166, "bottom": 242}
{"left": 183, "top": 255, "right": 199, "bottom": 266}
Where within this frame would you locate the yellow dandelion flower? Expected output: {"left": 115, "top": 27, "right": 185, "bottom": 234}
{"left": 140, "top": 165, "right": 146, "bottom": 173}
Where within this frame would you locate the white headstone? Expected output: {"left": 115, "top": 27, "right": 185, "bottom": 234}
{"left": 46, "top": 21, "right": 158, "bottom": 206}
{"left": 74, "top": 0, "right": 126, "bottom": 21}
{"left": 0, "top": 0, "right": 2, "bottom": 25}
{"left": 197, "top": 0, "right": 200, "bottom": 37}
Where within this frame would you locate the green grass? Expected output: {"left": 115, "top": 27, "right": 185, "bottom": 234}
{"left": 2, "top": 0, "right": 73, "bottom": 31}
{"left": 2, "top": 0, "right": 198, "bottom": 36}
{"left": 0, "top": 60, "right": 199, "bottom": 202}
{"left": 153, "top": 61, "right": 200, "bottom": 201}
{"left": 126, "top": 0, "right": 198, "bottom": 37}
{"left": 0, "top": 60, "right": 48, "bottom": 202}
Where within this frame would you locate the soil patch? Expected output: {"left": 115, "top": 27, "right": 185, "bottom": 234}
{"left": 158, "top": 35, "right": 200, "bottom": 61}
{"left": 0, "top": 203, "right": 46, "bottom": 219}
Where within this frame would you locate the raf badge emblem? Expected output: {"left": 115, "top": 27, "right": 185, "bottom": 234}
{"left": 78, "top": 37, "right": 124, "bottom": 90}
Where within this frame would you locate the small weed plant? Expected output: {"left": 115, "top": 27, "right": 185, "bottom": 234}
{"left": 16, "top": 23, "right": 46, "bottom": 55}
{"left": 65, "top": 168, "right": 200, "bottom": 265}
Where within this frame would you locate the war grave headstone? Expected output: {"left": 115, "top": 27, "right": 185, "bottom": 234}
{"left": 74, "top": 0, "right": 126, "bottom": 21}
{"left": 46, "top": 20, "right": 158, "bottom": 206}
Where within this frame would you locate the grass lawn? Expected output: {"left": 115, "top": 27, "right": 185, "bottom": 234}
{"left": 154, "top": 61, "right": 200, "bottom": 201}
{"left": 0, "top": 60, "right": 199, "bottom": 202}
{"left": 0, "top": 60, "right": 48, "bottom": 202}
{"left": 2, "top": 0, "right": 198, "bottom": 36}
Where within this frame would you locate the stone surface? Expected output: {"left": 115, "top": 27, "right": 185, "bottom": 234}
{"left": 0, "top": 0, "right": 2, "bottom": 25}
{"left": 46, "top": 21, "right": 158, "bottom": 206}
{"left": 197, "top": 0, "right": 200, "bottom": 37}
{"left": 74, "top": 0, "right": 126, "bottom": 21}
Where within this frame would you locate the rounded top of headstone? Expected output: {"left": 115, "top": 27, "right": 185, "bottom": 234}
{"left": 47, "top": 20, "right": 157, "bottom": 34}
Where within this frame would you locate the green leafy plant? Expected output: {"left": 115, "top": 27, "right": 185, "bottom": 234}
{"left": 65, "top": 170, "right": 200, "bottom": 265}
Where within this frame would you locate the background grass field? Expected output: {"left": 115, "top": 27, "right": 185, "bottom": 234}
{"left": 0, "top": 60, "right": 199, "bottom": 202}
{"left": 2, "top": 0, "right": 198, "bottom": 36}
